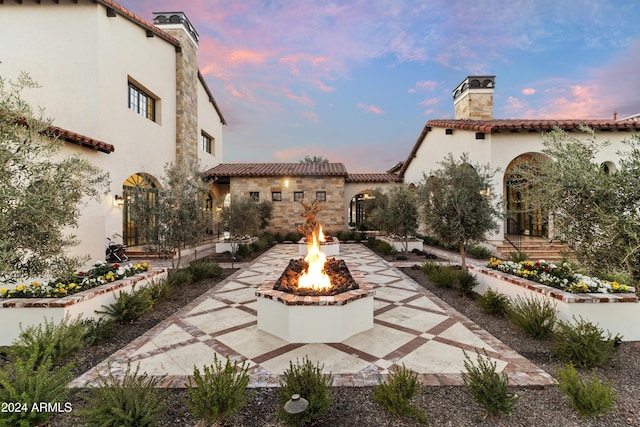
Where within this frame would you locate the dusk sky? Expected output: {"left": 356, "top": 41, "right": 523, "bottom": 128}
{"left": 120, "top": 0, "right": 640, "bottom": 173}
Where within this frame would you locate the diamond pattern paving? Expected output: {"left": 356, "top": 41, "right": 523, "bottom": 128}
{"left": 69, "top": 244, "right": 553, "bottom": 388}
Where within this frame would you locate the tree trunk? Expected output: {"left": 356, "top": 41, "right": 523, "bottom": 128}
{"left": 459, "top": 241, "right": 467, "bottom": 270}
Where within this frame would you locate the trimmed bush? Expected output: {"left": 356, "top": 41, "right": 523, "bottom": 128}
{"left": 81, "top": 363, "right": 166, "bottom": 427}
{"left": 185, "top": 354, "right": 252, "bottom": 425}
{"left": 506, "top": 295, "right": 557, "bottom": 338}
{"left": 10, "top": 314, "right": 86, "bottom": 366}
{"left": 373, "top": 364, "right": 428, "bottom": 424}
{"left": 467, "top": 244, "right": 492, "bottom": 259}
{"left": 278, "top": 356, "right": 332, "bottom": 425}
{"left": 552, "top": 316, "right": 621, "bottom": 369}
{"left": 555, "top": 363, "right": 617, "bottom": 417}
{"left": 0, "top": 351, "right": 73, "bottom": 427}
{"left": 478, "top": 288, "right": 511, "bottom": 316}
{"left": 421, "top": 261, "right": 458, "bottom": 288}
{"left": 462, "top": 350, "right": 519, "bottom": 415}
{"left": 236, "top": 243, "right": 254, "bottom": 257}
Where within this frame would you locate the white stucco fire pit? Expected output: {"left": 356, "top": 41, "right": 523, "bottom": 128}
{"left": 255, "top": 262, "right": 374, "bottom": 343}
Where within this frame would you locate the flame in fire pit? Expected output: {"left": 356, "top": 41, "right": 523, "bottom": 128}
{"left": 298, "top": 225, "right": 331, "bottom": 291}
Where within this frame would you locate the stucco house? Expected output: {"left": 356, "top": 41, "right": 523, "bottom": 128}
{"left": 205, "top": 163, "right": 402, "bottom": 233}
{"left": 399, "top": 75, "right": 640, "bottom": 258}
{"left": 0, "top": 2, "right": 225, "bottom": 264}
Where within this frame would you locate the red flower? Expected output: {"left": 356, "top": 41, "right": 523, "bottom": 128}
{"left": 113, "top": 263, "right": 120, "bottom": 268}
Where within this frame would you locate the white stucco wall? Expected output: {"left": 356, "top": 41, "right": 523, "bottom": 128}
{"left": 0, "top": 2, "right": 223, "bottom": 268}
{"left": 197, "top": 82, "right": 224, "bottom": 170}
{"left": 402, "top": 125, "right": 639, "bottom": 242}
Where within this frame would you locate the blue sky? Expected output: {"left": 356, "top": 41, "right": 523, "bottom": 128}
{"left": 120, "top": 0, "right": 640, "bottom": 173}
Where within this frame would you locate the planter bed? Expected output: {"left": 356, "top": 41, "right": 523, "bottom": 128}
{"left": 377, "top": 236, "right": 423, "bottom": 252}
{"left": 215, "top": 237, "right": 257, "bottom": 253}
{"left": 0, "top": 268, "right": 167, "bottom": 346}
{"left": 470, "top": 264, "right": 639, "bottom": 341}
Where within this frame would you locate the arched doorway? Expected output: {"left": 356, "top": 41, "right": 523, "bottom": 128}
{"left": 504, "top": 153, "right": 548, "bottom": 238}
{"left": 122, "top": 173, "right": 160, "bottom": 247}
{"left": 349, "top": 191, "right": 375, "bottom": 230}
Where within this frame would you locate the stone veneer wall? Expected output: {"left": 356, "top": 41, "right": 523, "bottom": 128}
{"left": 454, "top": 92, "right": 494, "bottom": 120}
{"left": 230, "top": 176, "right": 346, "bottom": 232}
{"left": 162, "top": 28, "right": 199, "bottom": 164}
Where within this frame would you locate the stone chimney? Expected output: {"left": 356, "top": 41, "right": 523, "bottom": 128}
{"left": 453, "top": 76, "right": 495, "bottom": 120}
{"left": 153, "top": 12, "right": 199, "bottom": 164}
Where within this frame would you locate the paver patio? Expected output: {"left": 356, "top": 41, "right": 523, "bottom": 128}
{"left": 69, "top": 244, "right": 553, "bottom": 388}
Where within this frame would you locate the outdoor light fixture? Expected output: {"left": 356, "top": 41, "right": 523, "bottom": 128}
{"left": 284, "top": 394, "right": 309, "bottom": 427}
{"left": 114, "top": 194, "right": 124, "bottom": 206}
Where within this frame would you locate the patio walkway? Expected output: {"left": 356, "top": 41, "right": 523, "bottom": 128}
{"left": 69, "top": 244, "right": 553, "bottom": 388}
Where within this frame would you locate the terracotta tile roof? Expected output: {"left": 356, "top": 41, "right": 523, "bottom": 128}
{"left": 346, "top": 173, "right": 402, "bottom": 183}
{"left": 48, "top": 125, "right": 114, "bottom": 154}
{"left": 97, "top": 0, "right": 181, "bottom": 47}
{"left": 198, "top": 71, "right": 226, "bottom": 125}
{"left": 428, "top": 119, "right": 640, "bottom": 133}
{"left": 398, "top": 119, "right": 640, "bottom": 178}
{"left": 205, "top": 163, "right": 349, "bottom": 177}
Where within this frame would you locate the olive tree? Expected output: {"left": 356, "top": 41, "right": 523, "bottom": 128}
{"left": 367, "top": 185, "right": 419, "bottom": 254}
{"left": 129, "top": 160, "right": 212, "bottom": 269}
{"left": 419, "top": 153, "right": 501, "bottom": 270}
{"left": 220, "top": 196, "right": 273, "bottom": 258}
{"left": 511, "top": 127, "right": 640, "bottom": 280}
{"left": 0, "top": 72, "right": 110, "bottom": 284}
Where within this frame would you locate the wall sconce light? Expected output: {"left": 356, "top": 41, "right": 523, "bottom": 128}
{"left": 114, "top": 194, "right": 125, "bottom": 206}
{"left": 284, "top": 178, "right": 290, "bottom": 187}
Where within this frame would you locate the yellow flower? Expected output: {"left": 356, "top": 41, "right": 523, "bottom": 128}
{"left": 1, "top": 288, "right": 7, "bottom": 294}
{"left": 58, "top": 288, "right": 67, "bottom": 294}
{"left": 16, "top": 285, "right": 25, "bottom": 292}
{"left": 68, "top": 283, "right": 76, "bottom": 289}
{"left": 32, "top": 281, "right": 40, "bottom": 287}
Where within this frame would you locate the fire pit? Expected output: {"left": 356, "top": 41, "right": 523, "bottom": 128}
{"left": 255, "top": 200, "right": 374, "bottom": 343}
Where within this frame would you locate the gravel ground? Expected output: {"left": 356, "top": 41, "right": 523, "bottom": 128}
{"left": 46, "top": 249, "right": 640, "bottom": 426}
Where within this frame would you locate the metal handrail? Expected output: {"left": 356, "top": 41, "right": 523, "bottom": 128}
{"left": 504, "top": 217, "right": 522, "bottom": 252}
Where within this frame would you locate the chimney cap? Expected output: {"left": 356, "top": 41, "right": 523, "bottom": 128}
{"left": 453, "top": 75, "right": 495, "bottom": 100}
{"left": 153, "top": 12, "right": 199, "bottom": 44}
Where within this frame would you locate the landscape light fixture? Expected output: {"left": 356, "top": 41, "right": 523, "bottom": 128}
{"left": 114, "top": 194, "right": 125, "bottom": 206}
{"left": 284, "top": 394, "right": 309, "bottom": 427}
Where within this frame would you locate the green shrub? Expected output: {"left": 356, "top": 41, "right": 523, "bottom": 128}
{"left": 422, "top": 262, "right": 458, "bottom": 288}
{"left": 467, "top": 244, "right": 492, "bottom": 259}
{"left": 166, "top": 269, "right": 193, "bottom": 287}
{"left": 555, "top": 364, "right": 617, "bottom": 417}
{"left": 0, "top": 351, "right": 73, "bottom": 427}
{"left": 458, "top": 269, "right": 479, "bottom": 296}
{"left": 185, "top": 354, "right": 252, "bottom": 425}
{"left": 506, "top": 295, "right": 557, "bottom": 338}
{"left": 373, "top": 364, "right": 428, "bottom": 424}
{"left": 551, "top": 317, "right": 621, "bottom": 369}
{"left": 373, "top": 239, "right": 398, "bottom": 257}
{"left": 10, "top": 314, "right": 86, "bottom": 365}
{"left": 273, "top": 231, "right": 284, "bottom": 243}
{"left": 478, "top": 288, "right": 511, "bottom": 316}
{"left": 284, "top": 231, "right": 302, "bottom": 242}
{"left": 96, "top": 285, "right": 153, "bottom": 323}
{"left": 187, "top": 259, "right": 223, "bottom": 282}
{"left": 145, "top": 277, "right": 171, "bottom": 303}
{"left": 236, "top": 243, "right": 254, "bottom": 257}
{"left": 462, "top": 350, "right": 519, "bottom": 415}
{"left": 81, "top": 363, "right": 166, "bottom": 427}
{"left": 509, "top": 250, "right": 528, "bottom": 262}
{"left": 82, "top": 317, "right": 118, "bottom": 345}
{"left": 278, "top": 356, "right": 332, "bottom": 425}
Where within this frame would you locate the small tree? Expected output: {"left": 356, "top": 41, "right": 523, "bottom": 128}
{"left": 511, "top": 127, "right": 640, "bottom": 280}
{"left": 220, "top": 195, "right": 272, "bottom": 258}
{"left": 368, "top": 185, "right": 419, "bottom": 253}
{"left": 130, "top": 160, "right": 212, "bottom": 269}
{"left": 0, "top": 72, "right": 109, "bottom": 284}
{"left": 420, "top": 153, "right": 501, "bottom": 270}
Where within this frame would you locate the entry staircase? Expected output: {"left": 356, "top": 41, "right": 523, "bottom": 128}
{"left": 497, "top": 236, "right": 574, "bottom": 263}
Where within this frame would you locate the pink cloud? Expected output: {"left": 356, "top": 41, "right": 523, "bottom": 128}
{"left": 419, "top": 98, "right": 438, "bottom": 106}
{"left": 522, "top": 88, "right": 536, "bottom": 95}
{"left": 282, "top": 87, "right": 315, "bottom": 107}
{"left": 414, "top": 80, "right": 439, "bottom": 91}
{"left": 357, "top": 103, "right": 384, "bottom": 115}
